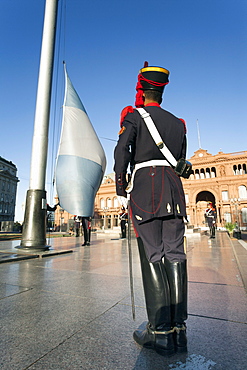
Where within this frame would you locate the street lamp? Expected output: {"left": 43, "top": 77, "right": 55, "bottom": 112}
{"left": 59, "top": 208, "right": 64, "bottom": 232}
{"left": 102, "top": 206, "right": 109, "bottom": 230}
{"left": 230, "top": 198, "right": 241, "bottom": 239}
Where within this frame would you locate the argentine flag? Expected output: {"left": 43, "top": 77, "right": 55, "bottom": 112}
{"left": 55, "top": 66, "right": 106, "bottom": 217}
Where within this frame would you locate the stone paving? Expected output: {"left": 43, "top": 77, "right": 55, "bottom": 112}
{"left": 0, "top": 230, "right": 246, "bottom": 369}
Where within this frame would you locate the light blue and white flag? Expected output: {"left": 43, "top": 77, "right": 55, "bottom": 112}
{"left": 55, "top": 66, "right": 106, "bottom": 216}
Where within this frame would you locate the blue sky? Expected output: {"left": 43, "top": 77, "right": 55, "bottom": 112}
{"left": 0, "top": 0, "right": 246, "bottom": 222}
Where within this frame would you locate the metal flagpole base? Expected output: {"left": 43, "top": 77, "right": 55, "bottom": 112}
{"left": 18, "top": 189, "right": 50, "bottom": 251}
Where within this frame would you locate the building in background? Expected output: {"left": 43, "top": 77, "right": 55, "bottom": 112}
{"left": 0, "top": 156, "right": 19, "bottom": 231}
{"left": 182, "top": 149, "right": 247, "bottom": 229}
{"left": 54, "top": 149, "right": 247, "bottom": 232}
{"left": 94, "top": 173, "right": 120, "bottom": 230}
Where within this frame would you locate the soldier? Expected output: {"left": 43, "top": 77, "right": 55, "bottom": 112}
{"left": 205, "top": 202, "right": 217, "bottom": 238}
{"left": 74, "top": 215, "right": 81, "bottom": 237}
{"left": 114, "top": 62, "right": 188, "bottom": 356}
{"left": 119, "top": 206, "right": 128, "bottom": 238}
{"left": 81, "top": 217, "right": 91, "bottom": 246}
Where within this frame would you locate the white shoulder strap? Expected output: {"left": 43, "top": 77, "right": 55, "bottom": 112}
{"left": 136, "top": 108, "right": 177, "bottom": 167}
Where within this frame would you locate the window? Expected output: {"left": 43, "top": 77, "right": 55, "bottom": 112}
{"left": 205, "top": 168, "right": 211, "bottom": 178}
{"left": 200, "top": 169, "right": 205, "bottom": 179}
{"left": 222, "top": 191, "right": 228, "bottom": 201}
{"left": 100, "top": 198, "right": 105, "bottom": 208}
{"left": 233, "top": 164, "right": 247, "bottom": 175}
{"left": 242, "top": 208, "right": 247, "bottom": 223}
{"left": 239, "top": 185, "right": 247, "bottom": 199}
{"left": 113, "top": 197, "right": 118, "bottom": 208}
{"left": 211, "top": 167, "right": 216, "bottom": 177}
{"left": 224, "top": 212, "right": 231, "bottom": 223}
{"left": 106, "top": 197, "right": 112, "bottom": 208}
{"left": 185, "top": 194, "right": 189, "bottom": 204}
{"left": 195, "top": 170, "right": 200, "bottom": 179}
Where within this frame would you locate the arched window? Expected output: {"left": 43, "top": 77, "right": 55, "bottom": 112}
{"left": 200, "top": 169, "right": 205, "bottom": 179}
{"left": 211, "top": 167, "right": 216, "bottom": 177}
{"left": 106, "top": 197, "right": 112, "bottom": 208}
{"left": 189, "top": 171, "right": 194, "bottom": 180}
{"left": 113, "top": 197, "right": 118, "bottom": 208}
{"left": 195, "top": 169, "right": 200, "bottom": 179}
{"left": 185, "top": 194, "right": 189, "bottom": 204}
{"left": 100, "top": 198, "right": 105, "bottom": 209}
{"left": 234, "top": 164, "right": 240, "bottom": 175}
{"left": 238, "top": 185, "right": 247, "bottom": 199}
{"left": 205, "top": 168, "right": 210, "bottom": 178}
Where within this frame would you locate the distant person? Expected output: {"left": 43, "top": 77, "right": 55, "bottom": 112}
{"left": 81, "top": 217, "right": 91, "bottom": 246}
{"left": 119, "top": 207, "right": 128, "bottom": 238}
{"left": 74, "top": 215, "right": 81, "bottom": 237}
{"left": 205, "top": 202, "right": 217, "bottom": 238}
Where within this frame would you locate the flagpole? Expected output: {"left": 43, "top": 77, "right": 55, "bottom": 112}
{"left": 196, "top": 119, "right": 202, "bottom": 149}
{"left": 19, "top": 0, "right": 59, "bottom": 250}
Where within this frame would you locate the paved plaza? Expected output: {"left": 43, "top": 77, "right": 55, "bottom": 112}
{"left": 0, "top": 229, "right": 247, "bottom": 369}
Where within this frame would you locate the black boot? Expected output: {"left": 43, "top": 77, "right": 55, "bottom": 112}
{"left": 163, "top": 258, "right": 188, "bottom": 352}
{"left": 133, "top": 238, "right": 175, "bottom": 356}
{"left": 212, "top": 225, "right": 215, "bottom": 238}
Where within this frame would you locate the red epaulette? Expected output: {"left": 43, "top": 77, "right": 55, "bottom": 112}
{"left": 179, "top": 118, "right": 187, "bottom": 134}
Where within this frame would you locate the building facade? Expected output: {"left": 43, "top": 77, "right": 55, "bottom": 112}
{"left": 0, "top": 156, "right": 19, "bottom": 231}
{"left": 182, "top": 149, "right": 247, "bottom": 229}
{"left": 53, "top": 149, "right": 247, "bottom": 232}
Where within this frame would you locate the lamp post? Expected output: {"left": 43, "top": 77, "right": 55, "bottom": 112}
{"left": 59, "top": 208, "right": 64, "bottom": 232}
{"left": 230, "top": 198, "right": 241, "bottom": 239}
{"left": 102, "top": 207, "right": 109, "bottom": 230}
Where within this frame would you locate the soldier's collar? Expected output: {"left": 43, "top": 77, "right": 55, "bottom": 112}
{"left": 144, "top": 102, "right": 160, "bottom": 107}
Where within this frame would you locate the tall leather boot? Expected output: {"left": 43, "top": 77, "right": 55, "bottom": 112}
{"left": 212, "top": 225, "right": 216, "bottom": 238}
{"left": 133, "top": 238, "right": 175, "bottom": 356}
{"left": 163, "top": 258, "right": 188, "bottom": 352}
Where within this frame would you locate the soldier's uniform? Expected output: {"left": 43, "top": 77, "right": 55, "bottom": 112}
{"left": 114, "top": 105, "right": 187, "bottom": 262}
{"left": 114, "top": 63, "right": 188, "bottom": 356}
{"left": 205, "top": 202, "right": 217, "bottom": 238}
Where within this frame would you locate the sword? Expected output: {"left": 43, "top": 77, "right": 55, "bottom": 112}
{"left": 127, "top": 194, "right": 135, "bottom": 321}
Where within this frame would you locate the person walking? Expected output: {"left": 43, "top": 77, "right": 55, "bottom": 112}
{"left": 114, "top": 62, "right": 188, "bottom": 356}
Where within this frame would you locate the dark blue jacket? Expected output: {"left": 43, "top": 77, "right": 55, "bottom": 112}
{"left": 114, "top": 106, "right": 187, "bottom": 224}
